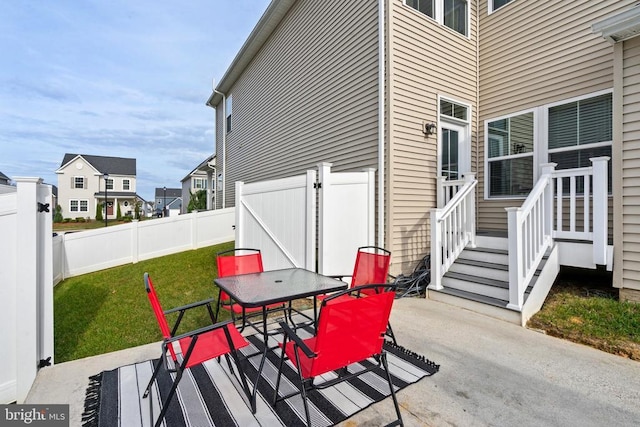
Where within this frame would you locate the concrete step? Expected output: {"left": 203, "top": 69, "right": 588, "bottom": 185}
{"left": 427, "top": 287, "right": 522, "bottom": 324}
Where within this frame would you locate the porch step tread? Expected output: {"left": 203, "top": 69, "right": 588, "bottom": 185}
{"left": 443, "top": 271, "right": 534, "bottom": 293}
{"left": 454, "top": 258, "right": 508, "bottom": 271}
{"left": 463, "top": 247, "right": 508, "bottom": 255}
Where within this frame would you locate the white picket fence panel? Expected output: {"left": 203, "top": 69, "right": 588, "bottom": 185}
{"left": 0, "top": 178, "right": 53, "bottom": 404}
{"left": 236, "top": 163, "right": 375, "bottom": 275}
{"left": 53, "top": 208, "right": 235, "bottom": 281}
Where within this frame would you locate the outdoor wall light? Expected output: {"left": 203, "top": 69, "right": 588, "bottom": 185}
{"left": 423, "top": 122, "right": 437, "bottom": 136}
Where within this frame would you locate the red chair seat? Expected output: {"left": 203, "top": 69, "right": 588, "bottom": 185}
{"left": 179, "top": 325, "right": 249, "bottom": 368}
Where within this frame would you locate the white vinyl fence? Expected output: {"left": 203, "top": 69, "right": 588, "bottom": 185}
{"left": 53, "top": 208, "right": 235, "bottom": 282}
{"left": 236, "top": 162, "right": 375, "bottom": 275}
{"left": 0, "top": 178, "right": 53, "bottom": 404}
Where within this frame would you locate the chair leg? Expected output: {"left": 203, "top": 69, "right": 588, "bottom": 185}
{"left": 143, "top": 355, "right": 164, "bottom": 399}
{"left": 292, "top": 347, "right": 312, "bottom": 427}
{"left": 381, "top": 352, "right": 404, "bottom": 427}
{"left": 386, "top": 321, "right": 398, "bottom": 346}
{"left": 272, "top": 340, "right": 287, "bottom": 405}
{"left": 154, "top": 366, "right": 184, "bottom": 427}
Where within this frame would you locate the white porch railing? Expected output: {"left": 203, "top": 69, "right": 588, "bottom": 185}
{"left": 430, "top": 174, "right": 477, "bottom": 290}
{"left": 506, "top": 157, "right": 609, "bottom": 310}
{"left": 437, "top": 176, "right": 466, "bottom": 207}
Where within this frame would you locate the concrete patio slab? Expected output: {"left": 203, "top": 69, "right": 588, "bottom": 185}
{"left": 26, "top": 298, "right": 640, "bottom": 426}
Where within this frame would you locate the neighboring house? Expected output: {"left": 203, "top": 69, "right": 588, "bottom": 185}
{"left": 180, "top": 154, "right": 216, "bottom": 214}
{"left": 56, "top": 154, "right": 139, "bottom": 220}
{"left": 155, "top": 187, "right": 182, "bottom": 217}
{"left": 206, "top": 0, "right": 640, "bottom": 316}
{"left": 0, "top": 171, "right": 15, "bottom": 194}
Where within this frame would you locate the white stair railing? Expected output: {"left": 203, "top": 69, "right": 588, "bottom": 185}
{"left": 430, "top": 173, "right": 477, "bottom": 290}
{"left": 506, "top": 157, "right": 610, "bottom": 310}
{"left": 437, "top": 176, "right": 466, "bottom": 207}
{"left": 506, "top": 164, "right": 555, "bottom": 310}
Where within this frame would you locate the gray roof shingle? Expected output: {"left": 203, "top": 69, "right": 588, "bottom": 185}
{"left": 60, "top": 154, "right": 136, "bottom": 175}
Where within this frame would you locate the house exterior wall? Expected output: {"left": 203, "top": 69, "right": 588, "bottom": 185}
{"left": 57, "top": 157, "right": 137, "bottom": 220}
{"left": 215, "top": 0, "right": 380, "bottom": 209}
{"left": 476, "top": 0, "right": 632, "bottom": 230}
{"left": 57, "top": 157, "right": 100, "bottom": 219}
{"left": 386, "top": 0, "right": 478, "bottom": 272}
{"left": 616, "top": 35, "right": 640, "bottom": 299}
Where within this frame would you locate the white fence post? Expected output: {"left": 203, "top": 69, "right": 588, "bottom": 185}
{"left": 131, "top": 219, "right": 139, "bottom": 263}
{"left": 591, "top": 157, "right": 610, "bottom": 266}
{"left": 235, "top": 181, "right": 244, "bottom": 246}
{"left": 506, "top": 207, "right": 523, "bottom": 310}
{"left": 305, "top": 170, "right": 317, "bottom": 271}
{"left": 15, "top": 177, "right": 53, "bottom": 402}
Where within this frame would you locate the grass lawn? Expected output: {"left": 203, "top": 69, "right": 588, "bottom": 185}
{"left": 528, "top": 268, "right": 640, "bottom": 361}
{"left": 55, "top": 245, "right": 640, "bottom": 363}
{"left": 54, "top": 241, "right": 235, "bottom": 362}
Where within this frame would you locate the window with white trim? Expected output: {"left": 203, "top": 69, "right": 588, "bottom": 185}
{"left": 489, "top": 0, "right": 514, "bottom": 14}
{"left": 548, "top": 93, "right": 612, "bottom": 192}
{"left": 73, "top": 176, "right": 85, "bottom": 189}
{"left": 484, "top": 91, "right": 612, "bottom": 198}
{"left": 405, "top": 0, "right": 468, "bottom": 37}
{"left": 486, "top": 112, "right": 534, "bottom": 197}
{"left": 106, "top": 178, "right": 114, "bottom": 190}
{"left": 123, "top": 179, "right": 130, "bottom": 190}
{"left": 193, "top": 177, "right": 207, "bottom": 189}
{"left": 69, "top": 199, "right": 88, "bottom": 212}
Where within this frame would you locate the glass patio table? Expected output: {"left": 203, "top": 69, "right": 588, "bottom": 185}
{"left": 213, "top": 267, "right": 347, "bottom": 409}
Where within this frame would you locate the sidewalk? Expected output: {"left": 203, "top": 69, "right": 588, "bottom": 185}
{"left": 27, "top": 297, "right": 640, "bottom": 426}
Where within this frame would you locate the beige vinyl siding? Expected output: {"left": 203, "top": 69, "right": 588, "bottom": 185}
{"left": 387, "top": 0, "right": 477, "bottom": 273}
{"left": 477, "top": 0, "right": 633, "bottom": 230}
{"left": 619, "top": 36, "right": 640, "bottom": 291}
{"left": 220, "top": 0, "right": 379, "bottom": 208}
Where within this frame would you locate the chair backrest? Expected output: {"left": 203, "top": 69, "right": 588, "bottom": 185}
{"left": 351, "top": 246, "right": 391, "bottom": 288}
{"left": 216, "top": 248, "right": 264, "bottom": 302}
{"left": 216, "top": 248, "right": 264, "bottom": 277}
{"left": 310, "top": 284, "right": 395, "bottom": 377}
{"left": 144, "top": 272, "right": 178, "bottom": 361}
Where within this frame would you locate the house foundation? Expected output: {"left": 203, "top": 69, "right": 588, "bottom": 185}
{"left": 620, "top": 288, "right": 640, "bottom": 303}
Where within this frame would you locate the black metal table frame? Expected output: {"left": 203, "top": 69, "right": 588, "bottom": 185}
{"left": 213, "top": 268, "right": 347, "bottom": 410}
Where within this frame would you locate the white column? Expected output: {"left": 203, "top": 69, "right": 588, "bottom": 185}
{"left": 591, "top": 157, "right": 610, "bottom": 266}
{"left": 317, "top": 162, "right": 332, "bottom": 274}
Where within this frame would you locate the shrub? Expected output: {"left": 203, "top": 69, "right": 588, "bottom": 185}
{"left": 95, "top": 204, "right": 103, "bottom": 222}
{"left": 63, "top": 218, "right": 72, "bottom": 223}
{"left": 116, "top": 203, "right": 122, "bottom": 220}
{"left": 123, "top": 217, "right": 132, "bottom": 223}
{"left": 75, "top": 217, "right": 86, "bottom": 223}
{"left": 53, "top": 205, "right": 63, "bottom": 223}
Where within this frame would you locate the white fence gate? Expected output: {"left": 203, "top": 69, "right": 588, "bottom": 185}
{"left": 236, "top": 162, "right": 375, "bottom": 274}
{"left": 0, "top": 178, "right": 53, "bottom": 403}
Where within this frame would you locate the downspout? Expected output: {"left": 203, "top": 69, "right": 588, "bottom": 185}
{"left": 377, "top": 0, "right": 385, "bottom": 248}
{"left": 213, "top": 88, "right": 227, "bottom": 209}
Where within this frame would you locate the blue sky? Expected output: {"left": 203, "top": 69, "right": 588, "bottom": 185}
{"left": 0, "top": 0, "right": 271, "bottom": 201}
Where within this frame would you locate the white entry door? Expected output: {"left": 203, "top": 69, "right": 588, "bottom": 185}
{"left": 439, "top": 121, "right": 469, "bottom": 180}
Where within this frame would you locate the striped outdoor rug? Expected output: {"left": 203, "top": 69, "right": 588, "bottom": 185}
{"left": 82, "top": 331, "right": 439, "bottom": 427}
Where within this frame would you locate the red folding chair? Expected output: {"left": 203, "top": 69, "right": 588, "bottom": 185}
{"left": 273, "top": 284, "right": 403, "bottom": 427}
{"left": 215, "top": 248, "right": 287, "bottom": 332}
{"left": 326, "top": 246, "right": 397, "bottom": 344}
{"left": 142, "top": 273, "right": 254, "bottom": 427}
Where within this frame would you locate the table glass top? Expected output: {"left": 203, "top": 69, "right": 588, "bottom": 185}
{"left": 214, "top": 268, "right": 347, "bottom": 307}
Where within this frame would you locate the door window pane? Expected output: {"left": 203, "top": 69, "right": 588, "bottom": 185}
{"left": 442, "top": 128, "right": 459, "bottom": 180}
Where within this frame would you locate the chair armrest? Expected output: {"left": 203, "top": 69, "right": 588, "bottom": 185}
{"left": 279, "top": 322, "right": 316, "bottom": 359}
{"left": 164, "top": 297, "right": 216, "bottom": 315}
{"left": 166, "top": 319, "right": 236, "bottom": 344}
